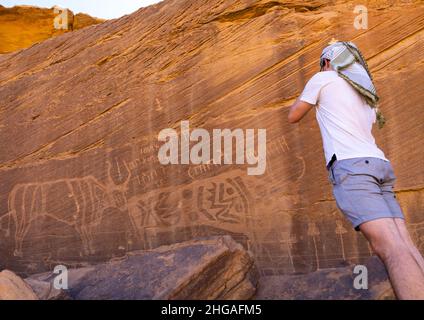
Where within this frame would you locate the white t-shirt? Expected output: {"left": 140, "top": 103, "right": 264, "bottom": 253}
{"left": 300, "top": 70, "right": 388, "bottom": 167}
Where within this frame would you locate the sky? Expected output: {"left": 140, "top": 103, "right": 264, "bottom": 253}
{"left": 1, "top": 0, "right": 163, "bottom": 19}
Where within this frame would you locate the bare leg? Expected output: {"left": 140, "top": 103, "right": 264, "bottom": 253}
{"left": 359, "top": 218, "right": 424, "bottom": 299}
{"left": 393, "top": 218, "right": 424, "bottom": 274}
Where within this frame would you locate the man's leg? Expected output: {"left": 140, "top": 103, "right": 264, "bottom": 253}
{"left": 359, "top": 218, "right": 424, "bottom": 299}
{"left": 393, "top": 218, "right": 424, "bottom": 274}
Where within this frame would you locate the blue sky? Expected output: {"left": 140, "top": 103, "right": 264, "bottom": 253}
{"left": 1, "top": 0, "right": 163, "bottom": 19}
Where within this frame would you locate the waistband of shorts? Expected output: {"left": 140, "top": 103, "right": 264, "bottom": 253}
{"left": 326, "top": 154, "right": 389, "bottom": 170}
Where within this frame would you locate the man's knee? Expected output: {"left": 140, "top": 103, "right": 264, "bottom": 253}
{"left": 359, "top": 218, "right": 409, "bottom": 261}
{"left": 370, "top": 235, "right": 409, "bottom": 262}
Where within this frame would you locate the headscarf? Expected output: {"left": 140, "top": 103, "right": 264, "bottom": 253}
{"left": 320, "top": 41, "right": 385, "bottom": 128}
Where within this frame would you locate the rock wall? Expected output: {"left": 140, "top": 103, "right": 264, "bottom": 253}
{"left": 0, "top": 0, "right": 423, "bottom": 277}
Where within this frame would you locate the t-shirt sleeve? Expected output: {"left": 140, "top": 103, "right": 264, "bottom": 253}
{"left": 299, "top": 73, "right": 324, "bottom": 105}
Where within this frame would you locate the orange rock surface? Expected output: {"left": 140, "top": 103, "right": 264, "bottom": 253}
{"left": 0, "top": 5, "right": 104, "bottom": 54}
{"left": 0, "top": 0, "right": 423, "bottom": 279}
{"left": 0, "top": 270, "right": 38, "bottom": 300}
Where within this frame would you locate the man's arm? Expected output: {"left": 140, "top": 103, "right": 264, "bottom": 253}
{"left": 287, "top": 97, "right": 315, "bottom": 123}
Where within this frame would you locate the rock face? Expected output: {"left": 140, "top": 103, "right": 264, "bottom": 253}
{"left": 0, "top": 5, "right": 104, "bottom": 54}
{"left": 0, "top": 269, "right": 38, "bottom": 300}
{"left": 256, "top": 256, "right": 396, "bottom": 300}
{"left": 0, "top": 0, "right": 423, "bottom": 282}
{"left": 25, "top": 236, "right": 258, "bottom": 300}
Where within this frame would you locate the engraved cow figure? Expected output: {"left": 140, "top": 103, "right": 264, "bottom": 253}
{"left": 7, "top": 160, "right": 135, "bottom": 257}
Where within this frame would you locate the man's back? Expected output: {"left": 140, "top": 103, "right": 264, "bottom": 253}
{"left": 288, "top": 41, "right": 424, "bottom": 299}
{"left": 300, "top": 70, "right": 387, "bottom": 166}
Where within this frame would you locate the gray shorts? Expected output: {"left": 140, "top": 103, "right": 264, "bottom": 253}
{"left": 327, "top": 157, "right": 405, "bottom": 231}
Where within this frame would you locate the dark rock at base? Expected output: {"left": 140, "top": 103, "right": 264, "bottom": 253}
{"left": 25, "top": 236, "right": 258, "bottom": 300}
{"left": 255, "top": 256, "right": 395, "bottom": 300}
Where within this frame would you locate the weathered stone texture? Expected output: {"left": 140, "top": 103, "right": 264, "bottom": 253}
{"left": 0, "top": 0, "right": 423, "bottom": 280}
{"left": 0, "top": 5, "right": 104, "bottom": 54}
{"left": 255, "top": 256, "right": 395, "bottom": 300}
{"left": 25, "top": 236, "right": 258, "bottom": 300}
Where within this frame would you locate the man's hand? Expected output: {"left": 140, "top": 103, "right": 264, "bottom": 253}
{"left": 287, "top": 97, "right": 314, "bottom": 123}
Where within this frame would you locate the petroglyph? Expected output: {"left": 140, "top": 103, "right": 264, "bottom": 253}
{"left": 307, "top": 222, "right": 320, "bottom": 269}
{"left": 279, "top": 232, "right": 298, "bottom": 273}
{"left": 267, "top": 135, "right": 290, "bottom": 158}
{"left": 197, "top": 177, "right": 251, "bottom": 224}
{"left": 335, "top": 220, "right": 348, "bottom": 261}
{"left": 6, "top": 160, "right": 137, "bottom": 257}
{"left": 126, "top": 175, "right": 253, "bottom": 229}
{"left": 188, "top": 162, "right": 223, "bottom": 180}
{"left": 133, "top": 191, "right": 182, "bottom": 228}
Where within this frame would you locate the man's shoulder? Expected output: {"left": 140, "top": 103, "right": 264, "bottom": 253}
{"left": 307, "top": 71, "right": 338, "bottom": 84}
{"left": 314, "top": 70, "right": 338, "bottom": 79}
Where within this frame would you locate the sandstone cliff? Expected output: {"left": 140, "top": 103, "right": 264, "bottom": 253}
{"left": 0, "top": 0, "right": 423, "bottom": 284}
{"left": 0, "top": 5, "right": 104, "bottom": 54}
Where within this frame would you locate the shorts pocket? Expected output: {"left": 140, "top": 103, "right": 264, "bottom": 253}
{"left": 331, "top": 162, "right": 350, "bottom": 185}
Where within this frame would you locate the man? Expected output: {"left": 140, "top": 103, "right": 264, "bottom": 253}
{"left": 288, "top": 41, "right": 424, "bottom": 299}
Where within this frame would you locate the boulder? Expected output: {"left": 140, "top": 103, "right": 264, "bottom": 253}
{"left": 25, "top": 236, "right": 258, "bottom": 300}
{"left": 24, "top": 277, "right": 73, "bottom": 300}
{"left": 0, "top": 270, "right": 38, "bottom": 300}
{"left": 255, "top": 256, "right": 396, "bottom": 300}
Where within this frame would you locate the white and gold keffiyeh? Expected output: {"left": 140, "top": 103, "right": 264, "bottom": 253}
{"left": 320, "top": 41, "right": 385, "bottom": 128}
